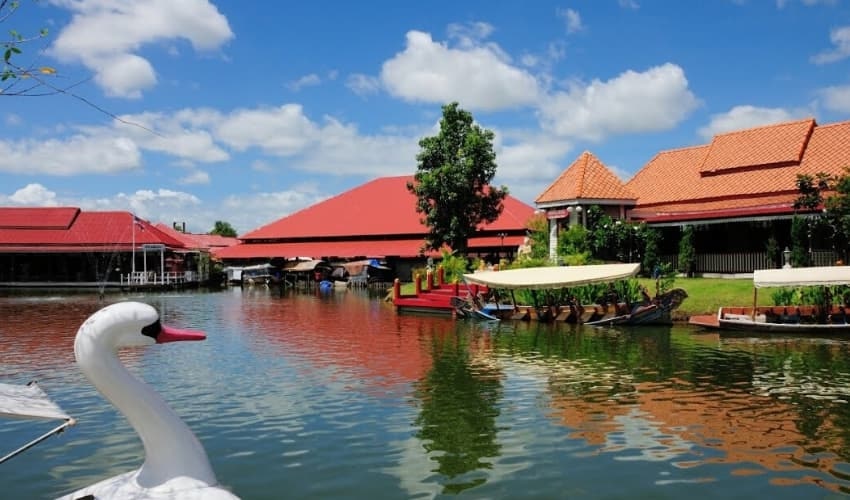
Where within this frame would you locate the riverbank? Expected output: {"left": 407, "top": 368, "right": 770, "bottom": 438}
{"left": 398, "top": 276, "right": 769, "bottom": 320}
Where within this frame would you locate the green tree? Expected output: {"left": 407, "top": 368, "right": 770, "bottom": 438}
{"left": 210, "top": 220, "right": 237, "bottom": 237}
{"left": 408, "top": 102, "right": 507, "bottom": 254}
{"left": 525, "top": 212, "right": 550, "bottom": 260}
{"left": 790, "top": 216, "right": 810, "bottom": 267}
{"left": 641, "top": 226, "right": 661, "bottom": 276}
{"left": 678, "top": 225, "right": 696, "bottom": 277}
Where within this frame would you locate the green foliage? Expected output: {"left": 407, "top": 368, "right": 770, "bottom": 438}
{"left": 652, "top": 262, "right": 677, "bottom": 296}
{"left": 765, "top": 235, "right": 779, "bottom": 268}
{"left": 1, "top": 1, "right": 53, "bottom": 89}
{"left": 790, "top": 216, "right": 810, "bottom": 267}
{"left": 408, "top": 102, "right": 507, "bottom": 254}
{"left": 561, "top": 252, "right": 591, "bottom": 266}
{"left": 641, "top": 227, "right": 661, "bottom": 276}
{"left": 793, "top": 172, "right": 831, "bottom": 212}
{"left": 525, "top": 212, "right": 550, "bottom": 260}
{"left": 438, "top": 249, "right": 469, "bottom": 283}
{"left": 557, "top": 224, "right": 589, "bottom": 256}
{"left": 209, "top": 220, "right": 237, "bottom": 237}
{"left": 678, "top": 226, "right": 696, "bottom": 276}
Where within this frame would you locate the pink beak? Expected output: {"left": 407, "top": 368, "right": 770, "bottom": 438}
{"left": 157, "top": 324, "right": 207, "bottom": 343}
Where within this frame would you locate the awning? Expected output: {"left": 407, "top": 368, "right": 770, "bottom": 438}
{"left": 0, "top": 381, "right": 75, "bottom": 464}
{"left": 753, "top": 266, "right": 850, "bottom": 288}
{"left": 463, "top": 263, "right": 640, "bottom": 290}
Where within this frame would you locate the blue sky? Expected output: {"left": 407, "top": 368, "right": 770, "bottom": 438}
{"left": 2, "top": 0, "right": 849, "bottom": 234}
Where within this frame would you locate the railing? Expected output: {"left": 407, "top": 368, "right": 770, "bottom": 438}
{"left": 659, "top": 250, "right": 842, "bottom": 274}
{"left": 120, "top": 271, "right": 202, "bottom": 287}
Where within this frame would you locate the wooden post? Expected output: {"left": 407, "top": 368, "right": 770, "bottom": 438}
{"left": 393, "top": 278, "right": 400, "bottom": 300}
{"left": 415, "top": 274, "right": 422, "bottom": 295}
{"left": 751, "top": 288, "right": 758, "bottom": 320}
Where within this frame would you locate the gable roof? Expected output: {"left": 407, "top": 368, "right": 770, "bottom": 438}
{"left": 0, "top": 208, "right": 185, "bottom": 252}
{"left": 627, "top": 119, "right": 850, "bottom": 223}
{"left": 699, "top": 118, "right": 814, "bottom": 174}
{"left": 535, "top": 151, "right": 636, "bottom": 205}
{"left": 153, "top": 223, "right": 238, "bottom": 251}
{"left": 217, "top": 175, "right": 535, "bottom": 260}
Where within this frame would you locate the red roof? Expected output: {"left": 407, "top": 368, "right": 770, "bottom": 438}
{"left": 699, "top": 118, "right": 814, "bottom": 174}
{"left": 626, "top": 119, "right": 850, "bottom": 222}
{"left": 153, "top": 223, "right": 239, "bottom": 251}
{"left": 242, "top": 175, "right": 534, "bottom": 240}
{"left": 0, "top": 208, "right": 185, "bottom": 252}
{"left": 536, "top": 151, "right": 636, "bottom": 204}
{"left": 213, "top": 234, "right": 527, "bottom": 260}
{"left": 218, "top": 175, "right": 535, "bottom": 260}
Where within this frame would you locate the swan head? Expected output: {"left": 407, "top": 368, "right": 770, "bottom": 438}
{"left": 75, "top": 301, "right": 206, "bottom": 356}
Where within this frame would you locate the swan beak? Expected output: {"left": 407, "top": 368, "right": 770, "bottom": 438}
{"left": 157, "top": 324, "right": 207, "bottom": 343}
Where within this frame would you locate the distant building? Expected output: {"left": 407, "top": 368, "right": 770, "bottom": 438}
{"left": 214, "top": 175, "right": 536, "bottom": 280}
{"left": 0, "top": 207, "right": 227, "bottom": 288}
{"left": 537, "top": 118, "right": 850, "bottom": 273}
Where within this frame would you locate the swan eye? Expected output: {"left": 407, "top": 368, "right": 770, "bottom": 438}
{"left": 141, "top": 320, "right": 162, "bottom": 340}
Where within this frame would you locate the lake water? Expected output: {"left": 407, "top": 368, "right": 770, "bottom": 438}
{"left": 3, "top": 287, "right": 850, "bottom": 498}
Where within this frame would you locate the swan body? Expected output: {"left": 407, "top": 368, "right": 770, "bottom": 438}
{"left": 58, "top": 301, "right": 238, "bottom": 499}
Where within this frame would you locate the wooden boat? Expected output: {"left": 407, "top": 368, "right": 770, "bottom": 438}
{"left": 689, "top": 265, "right": 850, "bottom": 334}
{"left": 461, "top": 263, "right": 687, "bottom": 326}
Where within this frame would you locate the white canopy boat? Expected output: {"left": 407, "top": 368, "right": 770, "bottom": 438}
{"left": 459, "top": 263, "right": 686, "bottom": 325}
{"left": 0, "top": 381, "right": 75, "bottom": 464}
{"left": 689, "top": 265, "right": 850, "bottom": 334}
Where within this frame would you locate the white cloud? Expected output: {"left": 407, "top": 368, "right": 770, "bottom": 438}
{"left": 493, "top": 132, "right": 575, "bottom": 204}
{"left": 50, "top": 0, "right": 234, "bottom": 97}
{"left": 697, "top": 105, "right": 805, "bottom": 139}
{"left": 557, "top": 8, "right": 584, "bottom": 34}
{"left": 178, "top": 170, "right": 211, "bottom": 185}
{"left": 380, "top": 30, "right": 541, "bottom": 111}
{"left": 818, "top": 85, "right": 850, "bottom": 112}
{"left": 287, "top": 73, "right": 322, "bottom": 91}
{"left": 619, "top": 0, "right": 640, "bottom": 9}
{"left": 296, "top": 118, "right": 420, "bottom": 177}
{"left": 811, "top": 26, "right": 850, "bottom": 64}
{"left": 221, "top": 185, "right": 331, "bottom": 234}
{"left": 215, "top": 104, "right": 319, "bottom": 156}
{"left": 5, "top": 113, "right": 22, "bottom": 126}
{"left": 0, "top": 135, "right": 141, "bottom": 175}
{"left": 346, "top": 73, "right": 382, "bottom": 96}
{"left": 2, "top": 183, "right": 60, "bottom": 205}
{"left": 111, "top": 112, "right": 230, "bottom": 162}
{"left": 539, "top": 63, "right": 699, "bottom": 141}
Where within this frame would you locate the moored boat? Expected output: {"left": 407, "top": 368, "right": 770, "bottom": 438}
{"left": 689, "top": 265, "right": 850, "bottom": 334}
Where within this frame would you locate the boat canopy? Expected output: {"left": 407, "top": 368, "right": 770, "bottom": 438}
{"left": 0, "top": 381, "right": 75, "bottom": 464}
{"left": 462, "top": 263, "right": 640, "bottom": 290}
{"left": 754, "top": 266, "right": 850, "bottom": 288}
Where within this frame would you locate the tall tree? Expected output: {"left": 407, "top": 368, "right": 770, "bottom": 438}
{"left": 408, "top": 102, "right": 507, "bottom": 254}
{"left": 210, "top": 220, "right": 237, "bottom": 237}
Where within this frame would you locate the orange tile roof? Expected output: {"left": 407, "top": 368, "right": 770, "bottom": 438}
{"left": 626, "top": 120, "right": 850, "bottom": 220}
{"left": 699, "top": 118, "right": 814, "bottom": 174}
{"left": 535, "top": 151, "right": 636, "bottom": 204}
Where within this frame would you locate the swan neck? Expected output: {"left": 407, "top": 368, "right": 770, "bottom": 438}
{"left": 78, "top": 342, "right": 217, "bottom": 487}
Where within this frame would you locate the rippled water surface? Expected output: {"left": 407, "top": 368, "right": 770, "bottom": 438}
{"left": 4, "top": 288, "right": 850, "bottom": 498}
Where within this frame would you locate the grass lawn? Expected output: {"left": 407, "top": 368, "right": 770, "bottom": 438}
{"left": 399, "top": 275, "right": 771, "bottom": 318}
{"left": 638, "top": 277, "right": 770, "bottom": 317}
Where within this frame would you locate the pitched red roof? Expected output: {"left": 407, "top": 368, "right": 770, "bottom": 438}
{"left": 153, "top": 223, "right": 238, "bottom": 251}
{"left": 699, "top": 118, "right": 814, "bottom": 174}
{"left": 535, "top": 151, "right": 635, "bottom": 205}
{"left": 217, "top": 175, "right": 534, "bottom": 260}
{"left": 626, "top": 119, "right": 850, "bottom": 222}
{"left": 213, "top": 234, "right": 527, "bottom": 260}
{"left": 0, "top": 208, "right": 185, "bottom": 252}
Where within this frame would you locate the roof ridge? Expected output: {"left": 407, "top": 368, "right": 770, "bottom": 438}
{"left": 713, "top": 117, "right": 815, "bottom": 138}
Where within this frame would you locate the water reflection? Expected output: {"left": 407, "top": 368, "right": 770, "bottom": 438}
{"left": 4, "top": 289, "right": 850, "bottom": 498}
